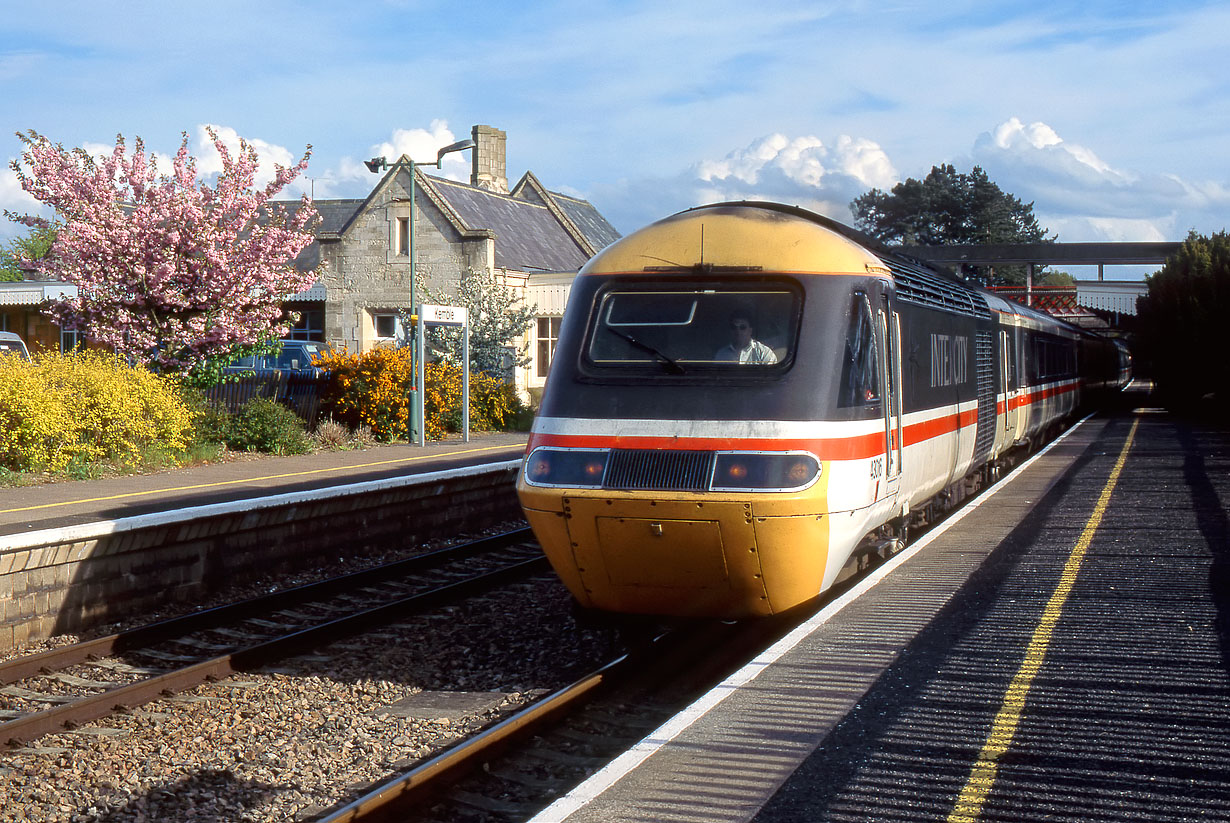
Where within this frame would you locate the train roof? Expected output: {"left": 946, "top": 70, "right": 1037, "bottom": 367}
{"left": 586, "top": 201, "right": 1111, "bottom": 340}
{"left": 580, "top": 202, "right": 889, "bottom": 277}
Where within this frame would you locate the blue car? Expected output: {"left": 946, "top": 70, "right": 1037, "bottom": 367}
{"left": 223, "top": 339, "right": 332, "bottom": 378}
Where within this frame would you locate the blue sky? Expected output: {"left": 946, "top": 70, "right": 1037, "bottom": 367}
{"left": 2, "top": 0, "right": 1227, "bottom": 278}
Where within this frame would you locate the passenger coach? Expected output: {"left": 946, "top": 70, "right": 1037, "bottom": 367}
{"left": 516, "top": 202, "right": 1127, "bottom": 618}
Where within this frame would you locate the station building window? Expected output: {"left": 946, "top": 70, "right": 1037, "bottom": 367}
{"left": 537, "top": 316, "right": 561, "bottom": 378}
{"left": 60, "top": 326, "right": 83, "bottom": 352}
{"left": 374, "top": 313, "right": 399, "bottom": 340}
{"left": 286, "top": 306, "right": 325, "bottom": 341}
{"left": 396, "top": 217, "right": 410, "bottom": 257}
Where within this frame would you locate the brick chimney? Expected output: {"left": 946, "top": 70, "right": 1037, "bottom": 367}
{"left": 470, "top": 125, "right": 508, "bottom": 194}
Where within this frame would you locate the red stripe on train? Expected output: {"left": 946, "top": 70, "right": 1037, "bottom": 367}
{"left": 529, "top": 385, "right": 1076, "bottom": 462}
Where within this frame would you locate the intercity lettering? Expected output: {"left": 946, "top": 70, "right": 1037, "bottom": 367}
{"left": 930, "top": 333, "right": 969, "bottom": 387}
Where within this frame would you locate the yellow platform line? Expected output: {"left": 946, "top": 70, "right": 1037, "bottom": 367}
{"left": 0, "top": 443, "right": 522, "bottom": 515}
{"left": 947, "top": 417, "right": 1139, "bottom": 823}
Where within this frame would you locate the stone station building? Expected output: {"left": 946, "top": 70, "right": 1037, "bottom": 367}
{"left": 295, "top": 125, "right": 621, "bottom": 402}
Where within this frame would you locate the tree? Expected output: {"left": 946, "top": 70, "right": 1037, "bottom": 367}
{"left": 421, "top": 268, "right": 537, "bottom": 377}
{"left": 6, "top": 128, "right": 319, "bottom": 380}
{"left": 850, "top": 164, "right": 1052, "bottom": 284}
{"left": 1136, "top": 230, "right": 1230, "bottom": 410}
{"left": 1039, "top": 270, "right": 1075, "bottom": 287}
{"left": 0, "top": 223, "right": 56, "bottom": 282}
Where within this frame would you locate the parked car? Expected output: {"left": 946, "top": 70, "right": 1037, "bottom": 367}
{"left": 0, "top": 331, "right": 30, "bottom": 360}
{"left": 223, "top": 339, "right": 333, "bottom": 378}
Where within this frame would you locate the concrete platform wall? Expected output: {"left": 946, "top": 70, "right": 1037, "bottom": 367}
{"left": 0, "top": 463, "right": 523, "bottom": 650}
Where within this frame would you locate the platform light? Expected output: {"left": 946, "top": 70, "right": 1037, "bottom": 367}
{"left": 365, "top": 139, "right": 476, "bottom": 445}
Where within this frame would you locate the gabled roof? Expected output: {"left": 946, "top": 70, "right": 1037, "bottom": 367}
{"left": 315, "top": 159, "right": 621, "bottom": 274}
{"left": 510, "top": 172, "right": 622, "bottom": 256}
{"left": 313, "top": 199, "right": 364, "bottom": 238}
{"left": 424, "top": 175, "right": 588, "bottom": 272}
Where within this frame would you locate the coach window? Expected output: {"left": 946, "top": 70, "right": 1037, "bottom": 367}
{"left": 839, "top": 293, "right": 879, "bottom": 407}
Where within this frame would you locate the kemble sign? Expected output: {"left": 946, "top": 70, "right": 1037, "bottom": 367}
{"left": 421, "top": 304, "right": 468, "bottom": 327}
{"left": 414, "top": 304, "right": 470, "bottom": 446}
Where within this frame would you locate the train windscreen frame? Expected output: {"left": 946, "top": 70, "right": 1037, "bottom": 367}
{"left": 583, "top": 277, "right": 802, "bottom": 376}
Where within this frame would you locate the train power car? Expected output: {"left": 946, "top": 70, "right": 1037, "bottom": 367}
{"left": 516, "top": 202, "right": 1128, "bottom": 619}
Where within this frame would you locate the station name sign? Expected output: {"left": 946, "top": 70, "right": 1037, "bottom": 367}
{"left": 420, "top": 304, "right": 468, "bottom": 327}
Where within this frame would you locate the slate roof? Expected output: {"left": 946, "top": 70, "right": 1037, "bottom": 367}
{"left": 425, "top": 177, "right": 589, "bottom": 272}
{"left": 552, "top": 192, "right": 623, "bottom": 253}
{"left": 313, "top": 199, "right": 364, "bottom": 237}
{"left": 301, "top": 165, "right": 619, "bottom": 275}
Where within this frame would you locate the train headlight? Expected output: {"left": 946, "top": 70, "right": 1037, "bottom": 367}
{"left": 711, "top": 452, "right": 821, "bottom": 492}
{"left": 524, "top": 447, "right": 610, "bottom": 488}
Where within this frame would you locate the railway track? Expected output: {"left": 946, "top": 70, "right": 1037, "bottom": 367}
{"left": 0, "top": 527, "right": 544, "bottom": 749}
{"left": 301, "top": 429, "right": 1067, "bottom": 823}
{"left": 307, "top": 607, "right": 815, "bottom": 823}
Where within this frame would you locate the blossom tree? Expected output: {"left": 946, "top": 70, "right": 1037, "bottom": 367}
{"left": 7, "top": 128, "right": 320, "bottom": 379}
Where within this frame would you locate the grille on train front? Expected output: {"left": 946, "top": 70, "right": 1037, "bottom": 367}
{"left": 603, "top": 449, "right": 716, "bottom": 491}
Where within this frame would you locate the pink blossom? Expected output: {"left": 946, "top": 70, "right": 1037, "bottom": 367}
{"left": 6, "top": 128, "right": 320, "bottom": 377}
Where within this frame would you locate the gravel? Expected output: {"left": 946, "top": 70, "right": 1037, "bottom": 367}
{"left": 1, "top": 529, "right": 628, "bottom": 822}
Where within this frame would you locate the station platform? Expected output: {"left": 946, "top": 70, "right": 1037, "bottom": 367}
{"left": 0, "top": 432, "right": 528, "bottom": 537}
{"left": 531, "top": 394, "right": 1230, "bottom": 822}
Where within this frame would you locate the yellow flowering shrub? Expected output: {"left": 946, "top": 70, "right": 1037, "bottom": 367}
{"left": 425, "top": 364, "right": 522, "bottom": 435}
{"left": 317, "top": 347, "right": 415, "bottom": 441}
{"left": 0, "top": 350, "right": 193, "bottom": 472}
{"left": 318, "top": 347, "right": 524, "bottom": 441}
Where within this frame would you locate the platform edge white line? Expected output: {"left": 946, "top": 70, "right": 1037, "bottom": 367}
{"left": 0, "top": 459, "right": 523, "bottom": 553}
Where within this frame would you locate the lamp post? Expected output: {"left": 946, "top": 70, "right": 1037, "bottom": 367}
{"left": 366, "top": 138, "right": 475, "bottom": 444}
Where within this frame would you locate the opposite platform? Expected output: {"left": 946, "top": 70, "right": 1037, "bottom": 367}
{"left": 0, "top": 432, "right": 529, "bottom": 537}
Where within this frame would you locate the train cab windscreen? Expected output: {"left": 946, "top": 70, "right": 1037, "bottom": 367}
{"left": 585, "top": 283, "right": 800, "bottom": 373}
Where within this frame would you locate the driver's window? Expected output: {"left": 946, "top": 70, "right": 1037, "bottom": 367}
{"left": 839, "top": 293, "right": 879, "bottom": 407}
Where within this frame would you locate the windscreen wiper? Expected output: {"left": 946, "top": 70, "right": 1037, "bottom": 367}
{"left": 605, "top": 326, "right": 686, "bottom": 374}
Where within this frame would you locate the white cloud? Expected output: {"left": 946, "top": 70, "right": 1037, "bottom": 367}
{"left": 323, "top": 120, "right": 474, "bottom": 198}
{"left": 369, "top": 120, "right": 459, "bottom": 171}
{"left": 0, "top": 167, "right": 48, "bottom": 240}
{"left": 971, "top": 117, "right": 1230, "bottom": 242}
{"left": 687, "top": 132, "right": 898, "bottom": 224}
{"left": 974, "top": 117, "right": 1131, "bottom": 188}
{"left": 597, "top": 118, "right": 1229, "bottom": 246}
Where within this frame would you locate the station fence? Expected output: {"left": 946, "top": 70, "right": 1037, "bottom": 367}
{"left": 200, "top": 373, "right": 327, "bottom": 428}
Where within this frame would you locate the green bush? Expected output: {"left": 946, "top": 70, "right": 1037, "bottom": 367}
{"left": 219, "top": 397, "right": 312, "bottom": 455}
{"left": 1137, "top": 230, "right": 1230, "bottom": 410}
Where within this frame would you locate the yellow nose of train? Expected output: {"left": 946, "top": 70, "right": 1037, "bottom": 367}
{"left": 517, "top": 455, "right": 832, "bottom": 618}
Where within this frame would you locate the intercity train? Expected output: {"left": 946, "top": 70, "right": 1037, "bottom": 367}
{"left": 516, "top": 202, "right": 1129, "bottom": 618}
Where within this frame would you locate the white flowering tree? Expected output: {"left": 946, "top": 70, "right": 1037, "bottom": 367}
{"left": 7, "top": 128, "right": 319, "bottom": 381}
{"left": 422, "top": 268, "right": 536, "bottom": 378}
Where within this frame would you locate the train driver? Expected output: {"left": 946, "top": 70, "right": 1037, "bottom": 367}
{"left": 714, "top": 311, "right": 778, "bottom": 365}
